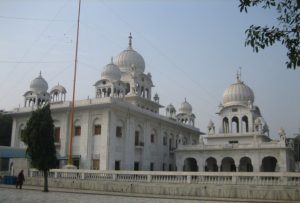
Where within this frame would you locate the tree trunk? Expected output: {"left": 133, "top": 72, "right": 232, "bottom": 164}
{"left": 43, "top": 170, "right": 48, "bottom": 192}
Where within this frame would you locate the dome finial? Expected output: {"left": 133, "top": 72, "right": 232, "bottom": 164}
{"left": 111, "top": 56, "right": 113, "bottom": 64}
{"left": 128, "top": 32, "right": 132, "bottom": 48}
{"left": 236, "top": 67, "right": 242, "bottom": 81}
{"left": 39, "top": 71, "right": 42, "bottom": 77}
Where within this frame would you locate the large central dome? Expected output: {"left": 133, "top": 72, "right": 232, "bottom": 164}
{"left": 113, "top": 33, "right": 145, "bottom": 74}
{"left": 222, "top": 78, "right": 254, "bottom": 107}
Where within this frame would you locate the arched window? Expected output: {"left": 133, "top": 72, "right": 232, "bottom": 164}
{"left": 223, "top": 117, "right": 229, "bottom": 133}
{"left": 74, "top": 120, "right": 81, "bottom": 136}
{"left": 150, "top": 129, "right": 157, "bottom": 144}
{"left": 116, "top": 120, "right": 125, "bottom": 138}
{"left": 242, "top": 116, "right": 249, "bottom": 133}
{"left": 134, "top": 125, "right": 143, "bottom": 146}
{"left": 231, "top": 117, "right": 239, "bottom": 133}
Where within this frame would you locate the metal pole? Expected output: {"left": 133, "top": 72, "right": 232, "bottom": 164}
{"left": 68, "top": 0, "right": 81, "bottom": 165}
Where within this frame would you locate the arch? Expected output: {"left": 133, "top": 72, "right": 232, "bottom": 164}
{"left": 107, "top": 88, "right": 111, "bottom": 97}
{"left": 221, "top": 157, "right": 236, "bottom": 172}
{"left": 242, "top": 116, "right": 249, "bottom": 133}
{"left": 183, "top": 158, "right": 198, "bottom": 171}
{"left": 150, "top": 129, "right": 157, "bottom": 144}
{"left": 205, "top": 157, "right": 218, "bottom": 172}
{"left": 125, "top": 83, "right": 130, "bottom": 95}
{"left": 93, "top": 118, "right": 101, "bottom": 125}
{"left": 239, "top": 157, "right": 253, "bottom": 172}
{"left": 261, "top": 156, "right": 277, "bottom": 172}
{"left": 231, "top": 116, "right": 239, "bottom": 133}
{"left": 134, "top": 125, "right": 144, "bottom": 146}
{"left": 93, "top": 118, "right": 102, "bottom": 136}
{"left": 163, "top": 132, "right": 168, "bottom": 146}
{"left": 145, "top": 88, "right": 149, "bottom": 99}
{"left": 223, "top": 117, "right": 229, "bottom": 133}
{"left": 74, "top": 119, "right": 81, "bottom": 136}
{"left": 141, "top": 86, "right": 144, "bottom": 97}
{"left": 18, "top": 124, "right": 26, "bottom": 148}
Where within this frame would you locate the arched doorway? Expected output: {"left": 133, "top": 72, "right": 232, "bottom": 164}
{"left": 221, "top": 157, "right": 236, "bottom": 172}
{"left": 183, "top": 158, "right": 198, "bottom": 171}
{"left": 239, "top": 157, "right": 253, "bottom": 172}
{"left": 261, "top": 156, "right": 277, "bottom": 172}
{"left": 205, "top": 157, "right": 218, "bottom": 172}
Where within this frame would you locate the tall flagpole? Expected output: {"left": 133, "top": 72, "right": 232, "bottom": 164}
{"left": 68, "top": 0, "right": 81, "bottom": 165}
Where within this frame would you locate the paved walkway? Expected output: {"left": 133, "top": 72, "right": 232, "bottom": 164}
{"left": 0, "top": 184, "right": 296, "bottom": 203}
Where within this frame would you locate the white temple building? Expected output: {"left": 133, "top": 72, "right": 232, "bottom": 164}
{"left": 9, "top": 34, "right": 294, "bottom": 172}
{"left": 176, "top": 74, "right": 295, "bottom": 172}
{"left": 9, "top": 34, "right": 201, "bottom": 171}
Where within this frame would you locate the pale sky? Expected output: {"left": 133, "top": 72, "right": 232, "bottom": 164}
{"left": 0, "top": 0, "right": 299, "bottom": 138}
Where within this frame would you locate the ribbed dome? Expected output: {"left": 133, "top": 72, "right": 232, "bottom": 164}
{"left": 222, "top": 78, "right": 254, "bottom": 107}
{"left": 30, "top": 73, "right": 48, "bottom": 93}
{"left": 101, "top": 59, "right": 122, "bottom": 81}
{"left": 178, "top": 99, "right": 192, "bottom": 114}
{"left": 113, "top": 34, "right": 145, "bottom": 74}
{"left": 50, "top": 84, "right": 66, "bottom": 94}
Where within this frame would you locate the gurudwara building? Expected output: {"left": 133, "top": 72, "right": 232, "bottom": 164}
{"left": 9, "top": 34, "right": 200, "bottom": 171}
{"left": 9, "top": 34, "right": 294, "bottom": 172}
{"left": 176, "top": 74, "right": 295, "bottom": 172}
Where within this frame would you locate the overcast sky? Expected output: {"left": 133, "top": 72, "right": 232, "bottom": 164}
{"left": 0, "top": 0, "right": 299, "bottom": 138}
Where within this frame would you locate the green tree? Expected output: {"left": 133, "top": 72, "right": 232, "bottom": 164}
{"left": 239, "top": 0, "right": 300, "bottom": 69}
{"left": 0, "top": 113, "right": 12, "bottom": 146}
{"left": 21, "top": 104, "right": 57, "bottom": 192}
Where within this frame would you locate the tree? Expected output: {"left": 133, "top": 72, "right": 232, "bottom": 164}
{"left": 0, "top": 113, "right": 12, "bottom": 146}
{"left": 21, "top": 104, "right": 57, "bottom": 192}
{"left": 239, "top": 0, "right": 300, "bottom": 69}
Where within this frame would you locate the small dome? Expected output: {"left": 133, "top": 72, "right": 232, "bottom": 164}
{"left": 101, "top": 58, "right": 122, "bottom": 81}
{"left": 208, "top": 120, "right": 214, "bottom": 128}
{"left": 178, "top": 99, "right": 192, "bottom": 114}
{"left": 30, "top": 72, "right": 48, "bottom": 93}
{"left": 254, "top": 118, "right": 262, "bottom": 125}
{"left": 50, "top": 83, "right": 66, "bottom": 94}
{"left": 222, "top": 78, "right": 254, "bottom": 107}
{"left": 113, "top": 33, "right": 145, "bottom": 74}
{"left": 166, "top": 104, "right": 175, "bottom": 111}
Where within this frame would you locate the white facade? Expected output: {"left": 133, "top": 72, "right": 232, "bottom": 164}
{"left": 176, "top": 74, "right": 294, "bottom": 172}
{"left": 9, "top": 34, "right": 201, "bottom": 171}
{"left": 9, "top": 35, "right": 294, "bottom": 172}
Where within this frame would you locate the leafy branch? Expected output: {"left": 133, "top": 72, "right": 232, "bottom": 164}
{"left": 239, "top": 0, "right": 300, "bottom": 69}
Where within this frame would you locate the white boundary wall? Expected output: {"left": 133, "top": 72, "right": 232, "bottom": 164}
{"left": 26, "top": 169, "right": 300, "bottom": 202}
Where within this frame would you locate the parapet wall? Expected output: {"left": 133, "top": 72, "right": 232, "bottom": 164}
{"left": 26, "top": 169, "right": 300, "bottom": 202}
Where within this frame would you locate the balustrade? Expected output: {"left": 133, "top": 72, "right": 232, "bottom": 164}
{"left": 28, "top": 169, "right": 300, "bottom": 186}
